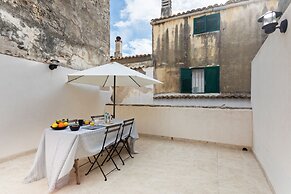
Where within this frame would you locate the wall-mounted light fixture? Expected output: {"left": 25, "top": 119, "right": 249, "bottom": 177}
{"left": 49, "top": 59, "right": 59, "bottom": 70}
{"left": 258, "top": 11, "right": 288, "bottom": 34}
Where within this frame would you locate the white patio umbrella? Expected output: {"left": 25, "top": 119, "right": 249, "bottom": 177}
{"left": 67, "top": 62, "right": 162, "bottom": 117}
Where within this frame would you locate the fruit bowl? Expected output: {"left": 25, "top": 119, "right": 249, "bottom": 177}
{"left": 51, "top": 126, "right": 68, "bottom": 130}
{"left": 70, "top": 125, "right": 80, "bottom": 131}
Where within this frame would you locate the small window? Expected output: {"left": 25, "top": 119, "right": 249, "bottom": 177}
{"left": 193, "top": 13, "right": 220, "bottom": 35}
{"left": 180, "top": 66, "right": 220, "bottom": 93}
{"left": 194, "top": 16, "right": 206, "bottom": 34}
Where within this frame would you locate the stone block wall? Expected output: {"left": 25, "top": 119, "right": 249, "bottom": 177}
{"left": 0, "top": 0, "right": 110, "bottom": 69}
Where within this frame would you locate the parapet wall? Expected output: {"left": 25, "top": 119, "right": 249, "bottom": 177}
{"left": 106, "top": 104, "right": 253, "bottom": 147}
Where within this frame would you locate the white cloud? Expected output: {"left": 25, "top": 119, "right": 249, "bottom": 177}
{"left": 114, "top": 21, "right": 131, "bottom": 28}
{"left": 116, "top": 0, "right": 160, "bottom": 27}
{"left": 123, "top": 38, "right": 152, "bottom": 55}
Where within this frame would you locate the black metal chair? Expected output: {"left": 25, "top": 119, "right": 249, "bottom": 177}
{"left": 91, "top": 115, "right": 105, "bottom": 120}
{"left": 102, "top": 118, "right": 135, "bottom": 165}
{"left": 85, "top": 123, "right": 122, "bottom": 181}
{"left": 117, "top": 118, "right": 135, "bottom": 163}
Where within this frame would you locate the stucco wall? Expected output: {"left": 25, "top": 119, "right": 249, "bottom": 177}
{"left": 251, "top": 4, "right": 291, "bottom": 194}
{"left": 0, "top": 54, "right": 110, "bottom": 160}
{"left": 106, "top": 105, "right": 253, "bottom": 147}
{"left": 0, "top": 0, "right": 110, "bottom": 69}
{"left": 152, "top": 0, "right": 277, "bottom": 94}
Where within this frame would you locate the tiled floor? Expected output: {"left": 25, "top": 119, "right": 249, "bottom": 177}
{"left": 0, "top": 136, "right": 273, "bottom": 194}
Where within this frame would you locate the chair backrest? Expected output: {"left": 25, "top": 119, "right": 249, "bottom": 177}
{"left": 101, "top": 123, "right": 122, "bottom": 149}
{"left": 121, "top": 118, "right": 134, "bottom": 140}
{"left": 91, "top": 115, "right": 105, "bottom": 120}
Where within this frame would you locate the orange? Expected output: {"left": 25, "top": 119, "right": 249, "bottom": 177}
{"left": 58, "top": 122, "right": 65, "bottom": 128}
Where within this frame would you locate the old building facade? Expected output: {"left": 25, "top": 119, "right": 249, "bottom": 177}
{"left": 151, "top": 0, "right": 280, "bottom": 94}
{"left": 0, "top": 0, "right": 110, "bottom": 69}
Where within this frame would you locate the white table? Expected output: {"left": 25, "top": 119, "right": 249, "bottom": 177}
{"left": 24, "top": 119, "right": 138, "bottom": 192}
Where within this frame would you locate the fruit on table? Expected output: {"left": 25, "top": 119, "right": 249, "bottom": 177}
{"left": 84, "top": 120, "right": 90, "bottom": 125}
{"left": 63, "top": 122, "right": 68, "bottom": 127}
{"left": 90, "top": 121, "right": 95, "bottom": 126}
{"left": 58, "top": 122, "right": 65, "bottom": 128}
{"left": 52, "top": 123, "right": 58, "bottom": 128}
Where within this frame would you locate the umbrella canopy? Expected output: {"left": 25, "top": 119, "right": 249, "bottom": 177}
{"left": 68, "top": 62, "right": 161, "bottom": 87}
{"left": 67, "top": 62, "right": 162, "bottom": 117}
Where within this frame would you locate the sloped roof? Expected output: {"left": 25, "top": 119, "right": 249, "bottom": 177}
{"left": 154, "top": 93, "right": 251, "bottom": 99}
{"left": 110, "top": 54, "right": 151, "bottom": 61}
{"left": 151, "top": 0, "right": 249, "bottom": 23}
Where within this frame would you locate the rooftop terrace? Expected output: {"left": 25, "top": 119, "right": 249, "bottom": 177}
{"left": 0, "top": 136, "right": 272, "bottom": 194}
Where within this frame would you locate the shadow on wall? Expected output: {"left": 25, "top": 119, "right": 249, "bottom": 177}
{"left": 0, "top": 53, "right": 111, "bottom": 159}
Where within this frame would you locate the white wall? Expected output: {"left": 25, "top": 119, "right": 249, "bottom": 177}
{"left": 252, "top": 5, "right": 291, "bottom": 194}
{"left": 0, "top": 54, "right": 110, "bottom": 159}
{"left": 106, "top": 105, "right": 253, "bottom": 147}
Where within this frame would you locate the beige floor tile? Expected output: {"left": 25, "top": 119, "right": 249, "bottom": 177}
{"left": 0, "top": 136, "right": 272, "bottom": 194}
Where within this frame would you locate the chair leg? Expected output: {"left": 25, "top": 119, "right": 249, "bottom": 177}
{"left": 96, "top": 160, "right": 107, "bottom": 181}
{"left": 103, "top": 147, "right": 120, "bottom": 171}
{"left": 85, "top": 154, "right": 100, "bottom": 176}
{"left": 113, "top": 144, "right": 125, "bottom": 165}
{"left": 105, "top": 142, "right": 125, "bottom": 165}
{"left": 117, "top": 142, "right": 125, "bottom": 155}
{"left": 125, "top": 140, "right": 134, "bottom": 158}
{"left": 102, "top": 141, "right": 121, "bottom": 165}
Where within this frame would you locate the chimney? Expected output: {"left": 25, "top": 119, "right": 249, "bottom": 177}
{"left": 114, "top": 36, "right": 122, "bottom": 58}
{"left": 161, "top": 0, "right": 172, "bottom": 18}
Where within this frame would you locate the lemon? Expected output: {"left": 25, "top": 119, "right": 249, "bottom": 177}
{"left": 52, "top": 123, "right": 58, "bottom": 128}
{"left": 84, "top": 120, "right": 90, "bottom": 125}
{"left": 90, "top": 121, "right": 95, "bottom": 126}
{"left": 63, "top": 122, "right": 68, "bottom": 127}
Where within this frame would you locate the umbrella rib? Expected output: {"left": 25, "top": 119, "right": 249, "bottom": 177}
{"left": 129, "top": 76, "right": 141, "bottom": 87}
{"left": 102, "top": 75, "right": 109, "bottom": 87}
{"left": 67, "top": 75, "right": 84, "bottom": 83}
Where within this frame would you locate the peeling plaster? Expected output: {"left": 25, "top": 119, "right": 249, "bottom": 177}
{"left": 0, "top": 0, "right": 109, "bottom": 69}
{"left": 0, "top": 9, "right": 40, "bottom": 50}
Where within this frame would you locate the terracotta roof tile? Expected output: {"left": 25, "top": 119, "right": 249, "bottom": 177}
{"left": 154, "top": 93, "right": 251, "bottom": 99}
{"left": 110, "top": 54, "right": 151, "bottom": 60}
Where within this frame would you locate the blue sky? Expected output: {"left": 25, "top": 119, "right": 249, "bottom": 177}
{"left": 110, "top": 0, "right": 228, "bottom": 56}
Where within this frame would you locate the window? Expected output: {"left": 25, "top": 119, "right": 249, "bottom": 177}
{"left": 192, "top": 68, "right": 204, "bottom": 93}
{"left": 193, "top": 13, "right": 220, "bottom": 35}
{"left": 180, "top": 66, "right": 220, "bottom": 93}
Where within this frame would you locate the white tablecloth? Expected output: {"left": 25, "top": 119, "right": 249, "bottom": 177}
{"left": 24, "top": 120, "right": 138, "bottom": 192}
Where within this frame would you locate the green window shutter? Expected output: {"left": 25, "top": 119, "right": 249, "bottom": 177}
{"left": 194, "top": 16, "right": 206, "bottom": 34}
{"left": 204, "top": 66, "right": 220, "bottom": 93}
{"left": 180, "top": 68, "right": 192, "bottom": 93}
{"left": 206, "top": 13, "right": 220, "bottom": 32}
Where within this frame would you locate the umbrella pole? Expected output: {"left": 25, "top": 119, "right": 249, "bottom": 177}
{"left": 113, "top": 75, "right": 116, "bottom": 118}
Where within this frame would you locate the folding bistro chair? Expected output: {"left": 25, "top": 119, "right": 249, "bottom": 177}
{"left": 117, "top": 118, "right": 135, "bottom": 163}
{"left": 85, "top": 123, "right": 122, "bottom": 181}
{"left": 101, "top": 118, "right": 135, "bottom": 165}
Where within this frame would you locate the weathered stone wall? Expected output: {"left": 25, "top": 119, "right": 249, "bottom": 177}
{"left": 152, "top": 0, "right": 279, "bottom": 94}
{"left": 0, "top": 0, "right": 110, "bottom": 69}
